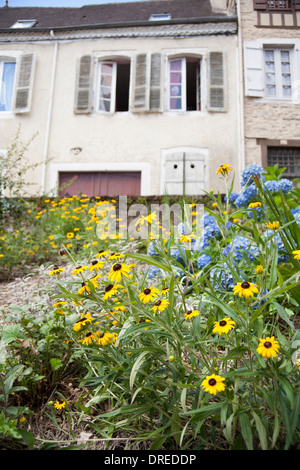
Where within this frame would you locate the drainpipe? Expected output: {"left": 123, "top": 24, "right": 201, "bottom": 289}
{"left": 236, "top": 0, "right": 245, "bottom": 180}
{"left": 41, "top": 29, "right": 58, "bottom": 195}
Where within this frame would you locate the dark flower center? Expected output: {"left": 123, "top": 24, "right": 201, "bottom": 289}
{"left": 264, "top": 341, "right": 272, "bottom": 349}
{"left": 86, "top": 332, "right": 92, "bottom": 337}
{"left": 113, "top": 264, "right": 122, "bottom": 271}
{"left": 241, "top": 281, "right": 250, "bottom": 289}
{"left": 219, "top": 320, "right": 227, "bottom": 327}
{"left": 92, "top": 260, "right": 98, "bottom": 265}
{"left": 105, "top": 284, "right": 114, "bottom": 292}
{"left": 99, "top": 333, "right": 105, "bottom": 338}
{"left": 144, "top": 288, "right": 151, "bottom": 295}
{"left": 81, "top": 282, "right": 86, "bottom": 287}
{"left": 186, "top": 310, "right": 193, "bottom": 315}
{"left": 155, "top": 300, "right": 162, "bottom": 306}
{"left": 76, "top": 266, "right": 82, "bottom": 270}
{"left": 208, "top": 378, "right": 217, "bottom": 386}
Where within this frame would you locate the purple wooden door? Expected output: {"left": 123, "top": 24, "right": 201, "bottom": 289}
{"left": 59, "top": 172, "right": 141, "bottom": 197}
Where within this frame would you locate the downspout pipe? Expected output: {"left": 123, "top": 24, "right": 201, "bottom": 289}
{"left": 41, "top": 29, "right": 58, "bottom": 195}
{"left": 236, "top": 0, "right": 245, "bottom": 179}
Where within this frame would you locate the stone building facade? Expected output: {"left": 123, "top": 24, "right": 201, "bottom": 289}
{"left": 239, "top": 0, "right": 300, "bottom": 178}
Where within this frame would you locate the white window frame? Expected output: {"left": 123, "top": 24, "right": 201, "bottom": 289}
{"left": 11, "top": 19, "right": 37, "bottom": 29}
{"left": 0, "top": 50, "right": 22, "bottom": 117}
{"left": 165, "top": 50, "right": 205, "bottom": 113}
{"left": 94, "top": 54, "right": 132, "bottom": 114}
{"left": 263, "top": 47, "right": 294, "bottom": 100}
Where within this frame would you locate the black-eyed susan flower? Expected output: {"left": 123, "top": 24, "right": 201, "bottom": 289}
{"left": 72, "top": 265, "right": 88, "bottom": 275}
{"left": 48, "top": 266, "right": 64, "bottom": 276}
{"left": 233, "top": 281, "right": 258, "bottom": 299}
{"left": 78, "top": 282, "right": 91, "bottom": 295}
{"left": 292, "top": 250, "right": 300, "bottom": 260}
{"left": 213, "top": 317, "right": 235, "bottom": 335}
{"left": 152, "top": 298, "right": 169, "bottom": 313}
{"left": 52, "top": 301, "right": 67, "bottom": 308}
{"left": 103, "top": 283, "right": 122, "bottom": 301}
{"left": 89, "top": 260, "right": 104, "bottom": 273}
{"left": 108, "top": 252, "right": 124, "bottom": 260}
{"left": 266, "top": 221, "right": 279, "bottom": 230}
{"left": 216, "top": 164, "right": 232, "bottom": 176}
{"left": 90, "top": 274, "right": 101, "bottom": 288}
{"left": 184, "top": 309, "right": 200, "bottom": 320}
{"left": 257, "top": 336, "right": 280, "bottom": 358}
{"left": 160, "top": 287, "right": 169, "bottom": 295}
{"left": 97, "top": 331, "right": 118, "bottom": 346}
{"left": 138, "top": 287, "right": 159, "bottom": 304}
{"left": 66, "top": 232, "right": 74, "bottom": 239}
{"left": 73, "top": 313, "right": 94, "bottom": 332}
{"left": 80, "top": 331, "right": 97, "bottom": 346}
{"left": 108, "top": 263, "right": 131, "bottom": 283}
{"left": 202, "top": 374, "right": 225, "bottom": 396}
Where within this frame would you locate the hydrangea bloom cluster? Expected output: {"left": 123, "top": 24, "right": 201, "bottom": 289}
{"left": 240, "top": 163, "right": 264, "bottom": 188}
{"left": 210, "top": 264, "right": 235, "bottom": 292}
{"left": 222, "top": 236, "right": 259, "bottom": 262}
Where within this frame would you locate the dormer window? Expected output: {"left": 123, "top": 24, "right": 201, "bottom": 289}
{"left": 149, "top": 13, "right": 172, "bottom": 21}
{"left": 11, "top": 19, "right": 37, "bottom": 29}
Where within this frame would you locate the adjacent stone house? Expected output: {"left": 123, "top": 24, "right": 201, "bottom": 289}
{"left": 0, "top": 0, "right": 239, "bottom": 197}
{"left": 240, "top": 0, "right": 300, "bottom": 178}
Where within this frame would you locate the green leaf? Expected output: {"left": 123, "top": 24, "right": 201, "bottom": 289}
{"left": 18, "top": 428, "right": 35, "bottom": 450}
{"left": 129, "top": 351, "right": 150, "bottom": 395}
{"left": 239, "top": 413, "right": 253, "bottom": 450}
{"left": 127, "top": 252, "right": 172, "bottom": 274}
{"left": 50, "top": 358, "right": 63, "bottom": 371}
{"left": 2, "top": 324, "right": 21, "bottom": 344}
{"left": 252, "top": 411, "right": 268, "bottom": 450}
{"left": 271, "top": 302, "right": 295, "bottom": 332}
{"left": 149, "top": 435, "right": 168, "bottom": 450}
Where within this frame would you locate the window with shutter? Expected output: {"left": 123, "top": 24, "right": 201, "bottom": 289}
{"left": 0, "top": 58, "right": 16, "bottom": 112}
{"left": 253, "top": 0, "right": 293, "bottom": 10}
{"left": 74, "top": 55, "right": 93, "bottom": 114}
{"left": 244, "top": 41, "right": 264, "bottom": 97}
{"left": 208, "top": 52, "right": 225, "bottom": 111}
{"left": 14, "top": 53, "right": 35, "bottom": 113}
{"left": 168, "top": 56, "right": 201, "bottom": 112}
{"left": 97, "top": 59, "right": 130, "bottom": 113}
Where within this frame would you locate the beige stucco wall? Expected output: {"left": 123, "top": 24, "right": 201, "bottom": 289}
{"left": 239, "top": 0, "right": 300, "bottom": 167}
{"left": 0, "top": 28, "right": 240, "bottom": 196}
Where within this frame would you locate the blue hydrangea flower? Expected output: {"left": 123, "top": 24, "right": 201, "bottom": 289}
{"left": 170, "top": 248, "right": 185, "bottom": 266}
{"left": 264, "top": 180, "right": 279, "bottom": 193}
{"left": 177, "top": 222, "right": 189, "bottom": 236}
{"left": 241, "top": 163, "right": 263, "bottom": 187}
{"left": 222, "top": 236, "right": 259, "bottom": 262}
{"left": 224, "top": 192, "right": 239, "bottom": 203}
{"left": 234, "top": 184, "right": 258, "bottom": 208}
{"left": 146, "top": 265, "right": 164, "bottom": 279}
{"left": 197, "top": 254, "right": 212, "bottom": 269}
{"left": 278, "top": 178, "right": 293, "bottom": 193}
{"left": 147, "top": 241, "right": 160, "bottom": 258}
{"left": 210, "top": 265, "right": 235, "bottom": 292}
{"left": 264, "top": 230, "right": 289, "bottom": 263}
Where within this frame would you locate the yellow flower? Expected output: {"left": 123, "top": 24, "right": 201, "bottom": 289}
{"left": 48, "top": 267, "right": 64, "bottom": 276}
{"left": 202, "top": 374, "right": 225, "bottom": 396}
{"left": 54, "top": 400, "right": 68, "bottom": 410}
{"left": 108, "top": 252, "right": 124, "bottom": 260}
{"left": 78, "top": 282, "right": 91, "bottom": 295}
{"left": 66, "top": 232, "right": 74, "bottom": 239}
{"left": 103, "top": 283, "right": 122, "bottom": 301}
{"left": 72, "top": 265, "right": 88, "bottom": 275}
{"left": 80, "top": 331, "right": 98, "bottom": 346}
{"left": 108, "top": 263, "right": 131, "bottom": 283}
{"left": 266, "top": 221, "right": 279, "bottom": 230}
{"left": 213, "top": 317, "right": 235, "bottom": 335}
{"left": 96, "top": 250, "right": 109, "bottom": 258}
{"left": 248, "top": 202, "right": 262, "bottom": 209}
{"left": 255, "top": 265, "right": 264, "bottom": 274}
{"left": 89, "top": 260, "right": 104, "bottom": 273}
{"left": 184, "top": 309, "right": 200, "bottom": 320}
{"left": 73, "top": 313, "right": 94, "bottom": 332}
{"left": 233, "top": 281, "right": 258, "bottom": 299}
{"left": 152, "top": 298, "right": 169, "bottom": 313}
{"left": 52, "top": 301, "right": 67, "bottom": 308}
{"left": 97, "top": 331, "right": 118, "bottom": 346}
{"left": 216, "top": 164, "right": 232, "bottom": 176}
{"left": 257, "top": 336, "right": 280, "bottom": 359}
{"left": 233, "top": 218, "right": 240, "bottom": 223}
{"left": 292, "top": 250, "right": 300, "bottom": 260}
{"left": 138, "top": 287, "right": 159, "bottom": 304}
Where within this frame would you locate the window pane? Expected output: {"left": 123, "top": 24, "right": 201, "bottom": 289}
{"left": 170, "top": 60, "right": 182, "bottom": 72}
{"left": 170, "top": 97, "right": 182, "bottom": 110}
{"left": 0, "top": 62, "right": 16, "bottom": 111}
{"left": 101, "top": 63, "right": 113, "bottom": 75}
{"left": 99, "top": 99, "right": 111, "bottom": 112}
{"left": 170, "top": 85, "right": 181, "bottom": 97}
{"left": 169, "top": 60, "right": 182, "bottom": 110}
{"left": 266, "top": 85, "right": 276, "bottom": 96}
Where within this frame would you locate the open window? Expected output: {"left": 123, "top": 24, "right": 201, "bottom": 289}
{"left": 0, "top": 58, "right": 16, "bottom": 112}
{"left": 168, "top": 57, "right": 201, "bottom": 111}
{"left": 98, "top": 59, "right": 130, "bottom": 113}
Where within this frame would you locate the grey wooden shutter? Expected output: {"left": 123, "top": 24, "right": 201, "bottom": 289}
{"left": 74, "top": 55, "right": 93, "bottom": 114}
{"left": 132, "top": 53, "right": 148, "bottom": 112}
{"left": 208, "top": 52, "right": 225, "bottom": 111}
{"left": 244, "top": 41, "right": 264, "bottom": 97}
{"left": 149, "top": 53, "right": 162, "bottom": 112}
{"left": 14, "top": 53, "right": 35, "bottom": 113}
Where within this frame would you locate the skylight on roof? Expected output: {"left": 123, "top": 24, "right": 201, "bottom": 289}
{"left": 11, "top": 19, "right": 37, "bottom": 29}
{"left": 149, "top": 13, "right": 172, "bottom": 21}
